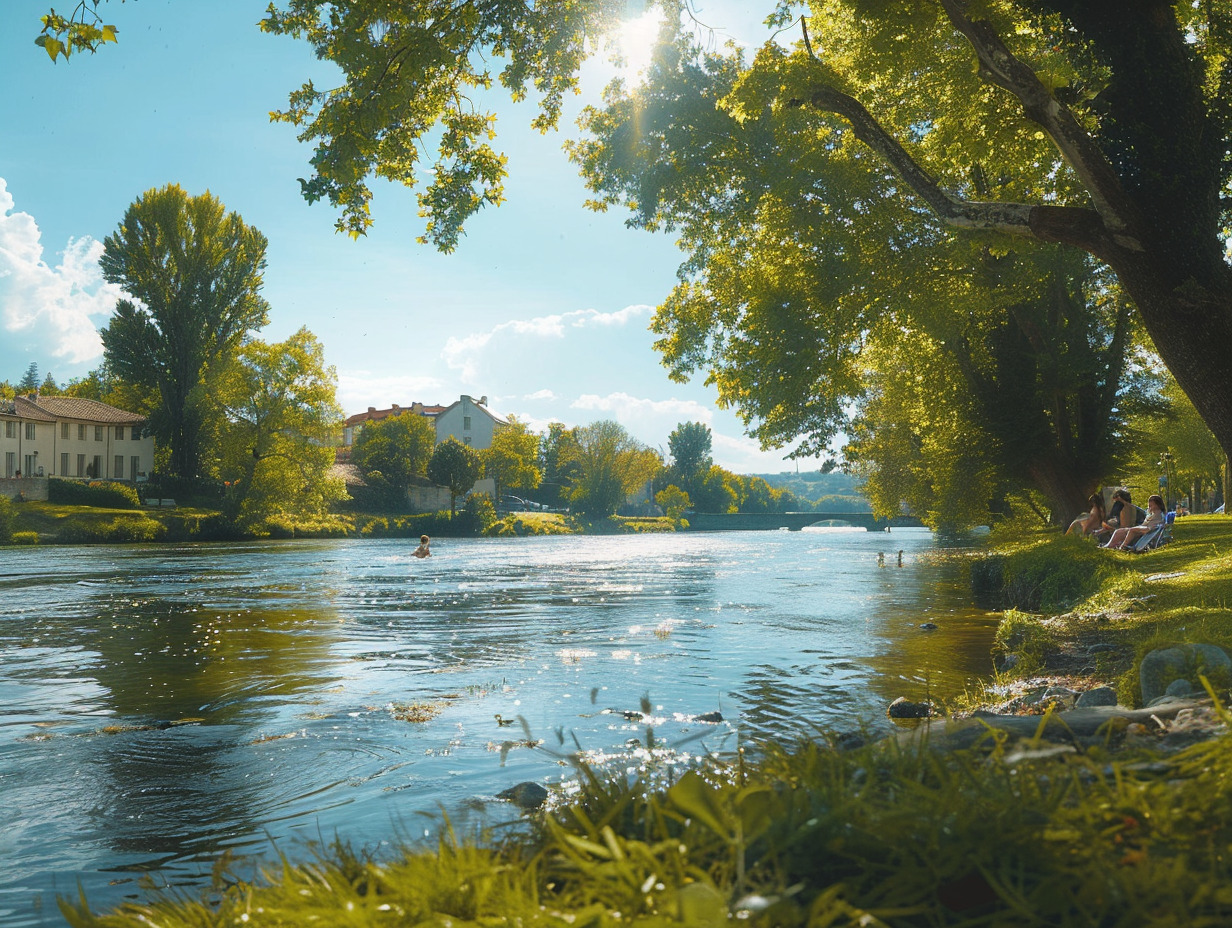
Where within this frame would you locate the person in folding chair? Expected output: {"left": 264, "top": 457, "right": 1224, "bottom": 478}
{"left": 1104, "top": 495, "right": 1165, "bottom": 550}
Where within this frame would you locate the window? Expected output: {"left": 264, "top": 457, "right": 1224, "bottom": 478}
{"left": 4, "top": 422, "right": 13, "bottom": 439}
{"left": 463, "top": 416, "right": 472, "bottom": 430}
{"left": 76, "top": 453, "right": 85, "bottom": 477}
{"left": 115, "top": 455, "right": 124, "bottom": 479}
{"left": 4, "top": 452, "right": 13, "bottom": 477}
{"left": 115, "top": 425, "right": 125, "bottom": 441}
{"left": 95, "top": 426, "right": 103, "bottom": 441}
{"left": 91, "top": 455, "right": 102, "bottom": 478}
{"left": 78, "top": 424, "right": 86, "bottom": 440}
{"left": 131, "top": 455, "right": 141, "bottom": 480}
{"left": 463, "top": 436, "right": 472, "bottom": 446}
{"left": 25, "top": 423, "right": 36, "bottom": 440}
{"left": 61, "top": 422, "right": 70, "bottom": 439}
{"left": 61, "top": 452, "right": 69, "bottom": 476}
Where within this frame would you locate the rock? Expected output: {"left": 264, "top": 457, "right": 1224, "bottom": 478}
{"left": 919, "top": 622, "right": 939, "bottom": 631}
{"left": 1075, "top": 685, "right": 1118, "bottom": 708}
{"left": 1087, "top": 643, "right": 1117, "bottom": 654}
{"left": 996, "top": 653, "right": 1019, "bottom": 672}
{"left": 694, "top": 711, "right": 723, "bottom": 723}
{"left": 496, "top": 781, "right": 549, "bottom": 811}
{"left": 887, "top": 697, "right": 934, "bottom": 719}
{"left": 1139, "top": 644, "right": 1232, "bottom": 705}
{"left": 833, "top": 730, "right": 866, "bottom": 750}
{"left": 1146, "top": 694, "right": 1198, "bottom": 708}
{"left": 1043, "top": 685, "right": 1077, "bottom": 700}
{"left": 1165, "top": 678, "right": 1197, "bottom": 698}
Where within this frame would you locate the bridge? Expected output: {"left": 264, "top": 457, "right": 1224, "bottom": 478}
{"left": 683, "top": 511, "right": 922, "bottom": 532}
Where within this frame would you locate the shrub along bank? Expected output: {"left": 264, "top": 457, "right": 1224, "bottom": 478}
{"left": 59, "top": 517, "right": 1232, "bottom": 926}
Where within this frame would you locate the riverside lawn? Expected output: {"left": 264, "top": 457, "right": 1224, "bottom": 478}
{"left": 59, "top": 517, "right": 1232, "bottom": 927}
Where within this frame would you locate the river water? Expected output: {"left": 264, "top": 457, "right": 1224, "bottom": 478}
{"left": 0, "top": 529, "right": 997, "bottom": 926}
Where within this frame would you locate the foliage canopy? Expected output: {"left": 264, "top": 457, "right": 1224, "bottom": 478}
{"left": 99, "top": 184, "right": 270, "bottom": 482}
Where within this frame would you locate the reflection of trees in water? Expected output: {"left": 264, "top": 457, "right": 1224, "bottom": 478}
{"left": 87, "top": 600, "right": 341, "bottom": 722}
{"left": 76, "top": 596, "right": 344, "bottom": 862}
{"left": 861, "top": 558, "right": 1000, "bottom": 707}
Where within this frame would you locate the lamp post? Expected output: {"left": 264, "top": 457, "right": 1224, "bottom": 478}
{"left": 1158, "top": 451, "right": 1175, "bottom": 510}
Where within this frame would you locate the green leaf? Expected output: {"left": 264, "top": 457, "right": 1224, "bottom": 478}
{"left": 666, "top": 771, "right": 731, "bottom": 840}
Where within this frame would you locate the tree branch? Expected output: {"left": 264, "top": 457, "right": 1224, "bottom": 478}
{"left": 935, "top": 0, "right": 1144, "bottom": 252}
{"left": 789, "top": 83, "right": 1122, "bottom": 263}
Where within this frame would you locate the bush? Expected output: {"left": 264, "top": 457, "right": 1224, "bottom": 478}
{"left": 257, "top": 515, "right": 352, "bottom": 539}
{"left": 48, "top": 478, "right": 141, "bottom": 509}
{"left": 9, "top": 531, "right": 38, "bottom": 545}
{"left": 460, "top": 493, "right": 497, "bottom": 535}
{"left": 0, "top": 496, "right": 13, "bottom": 543}
{"left": 58, "top": 515, "right": 166, "bottom": 544}
{"left": 360, "top": 516, "right": 391, "bottom": 536}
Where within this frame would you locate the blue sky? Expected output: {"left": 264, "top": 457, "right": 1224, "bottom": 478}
{"left": 0, "top": 1, "right": 818, "bottom": 474}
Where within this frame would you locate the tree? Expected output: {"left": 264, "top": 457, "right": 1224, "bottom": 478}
{"left": 100, "top": 184, "right": 271, "bottom": 481}
{"left": 56, "top": 4, "right": 1232, "bottom": 483}
{"left": 691, "top": 465, "right": 739, "bottom": 514}
{"left": 655, "top": 484, "right": 691, "bottom": 525}
{"left": 214, "top": 328, "right": 345, "bottom": 531}
{"left": 538, "top": 422, "right": 581, "bottom": 509}
{"left": 1124, "top": 373, "right": 1226, "bottom": 512}
{"left": 564, "top": 420, "right": 661, "bottom": 519}
{"left": 573, "top": 19, "right": 1166, "bottom": 522}
{"left": 351, "top": 412, "right": 436, "bottom": 492}
{"left": 257, "top": 0, "right": 628, "bottom": 247}
{"left": 484, "top": 417, "right": 542, "bottom": 502}
{"left": 428, "top": 437, "right": 483, "bottom": 516}
{"left": 38, "top": 373, "right": 60, "bottom": 396}
{"left": 18, "top": 362, "right": 39, "bottom": 394}
{"left": 666, "top": 421, "right": 713, "bottom": 497}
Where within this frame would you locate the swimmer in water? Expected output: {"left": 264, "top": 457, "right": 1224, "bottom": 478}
{"left": 897, "top": 550, "right": 904, "bottom": 567}
{"left": 412, "top": 534, "right": 431, "bottom": 558}
{"left": 877, "top": 552, "right": 886, "bottom": 568}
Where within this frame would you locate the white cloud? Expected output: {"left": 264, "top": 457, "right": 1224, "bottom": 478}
{"left": 524, "top": 388, "right": 557, "bottom": 401}
{"left": 335, "top": 370, "right": 445, "bottom": 415}
{"left": 0, "top": 178, "right": 121, "bottom": 367}
{"left": 442, "top": 305, "right": 653, "bottom": 379}
{"left": 570, "top": 392, "right": 713, "bottom": 421}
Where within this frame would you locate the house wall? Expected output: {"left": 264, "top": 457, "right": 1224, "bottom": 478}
{"left": 45, "top": 421, "right": 154, "bottom": 480}
{"left": 406, "top": 477, "right": 496, "bottom": 512}
{"left": 0, "top": 418, "right": 54, "bottom": 477}
{"left": 1, "top": 417, "right": 154, "bottom": 480}
{"left": 434, "top": 396, "right": 499, "bottom": 451}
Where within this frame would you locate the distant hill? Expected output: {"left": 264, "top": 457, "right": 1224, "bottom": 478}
{"left": 751, "top": 472, "right": 870, "bottom": 512}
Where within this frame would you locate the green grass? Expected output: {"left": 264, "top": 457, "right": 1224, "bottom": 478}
{"left": 60, "top": 726, "right": 1232, "bottom": 927}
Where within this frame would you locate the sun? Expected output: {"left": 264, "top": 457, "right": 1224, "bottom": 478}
{"left": 612, "top": 8, "right": 666, "bottom": 81}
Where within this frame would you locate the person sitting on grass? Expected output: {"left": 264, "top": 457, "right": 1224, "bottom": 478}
{"left": 1103, "top": 495, "right": 1165, "bottom": 550}
{"left": 1066, "top": 493, "right": 1107, "bottom": 538}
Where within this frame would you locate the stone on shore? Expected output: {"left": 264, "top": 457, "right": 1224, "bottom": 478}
{"left": 1139, "top": 644, "right": 1232, "bottom": 705}
{"left": 497, "top": 781, "right": 549, "bottom": 811}
{"left": 888, "top": 697, "right": 935, "bottom": 719}
{"left": 1075, "top": 685, "right": 1118, "bottom": 708}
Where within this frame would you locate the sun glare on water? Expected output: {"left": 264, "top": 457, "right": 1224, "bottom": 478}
{"left": 612, "top": 8, "right": 666, "bottom": 80}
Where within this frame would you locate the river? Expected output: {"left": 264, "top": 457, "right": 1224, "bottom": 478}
{"left": 0, "top": 528, "right": 997, "bottom": 926}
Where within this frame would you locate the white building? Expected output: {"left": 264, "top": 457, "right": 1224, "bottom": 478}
{"left": 341, "top": 394, "right": 507, "bottom": 453}
{"left": 0, "top": 395, "right": 154, "bottom": 481}
{"left": 432, "top": 395, "right": 506, "bottom": 449}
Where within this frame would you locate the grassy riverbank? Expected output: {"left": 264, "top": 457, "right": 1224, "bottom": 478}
{"left": 58, "top": 516, "right": 1232, "bottom": 926}
{"left": 2, "top": 500, "right": 680, "bottom": 544}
